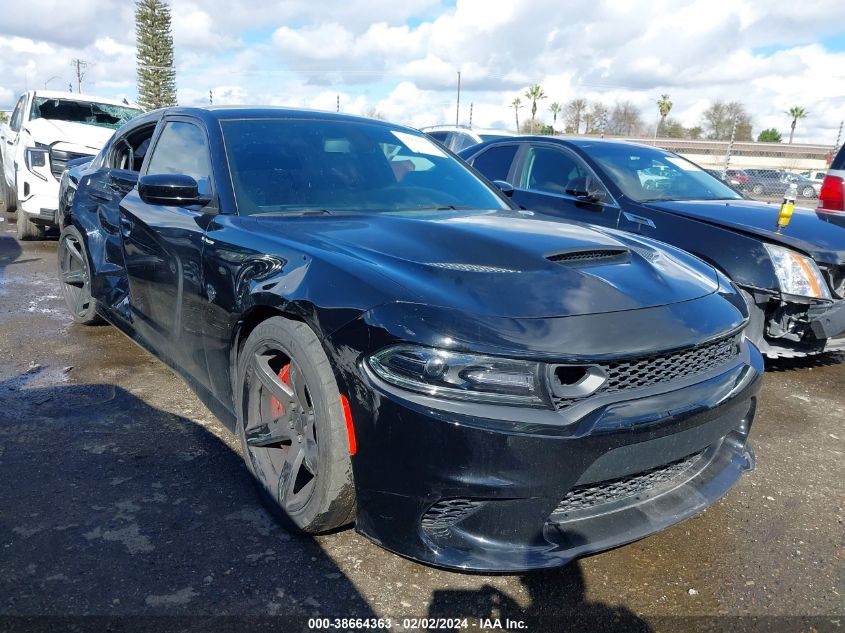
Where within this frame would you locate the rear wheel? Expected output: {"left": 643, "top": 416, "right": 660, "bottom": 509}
{"left": 751, "top": 184, "right": 764, "bottom": 195}
{"left": 0, "top": 167, "right": 14, "bottom": 214}
{"left": 801, "top": 185, "right": 816, "bottom": 199}
{"left": 235, "top": 317, "right": 356, "bottom": 533}
{"left": 57, "top": 226, "right": 102, "bottom": 324}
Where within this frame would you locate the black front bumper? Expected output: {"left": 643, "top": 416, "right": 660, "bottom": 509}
{"left": 345, "top": 340, "right": 763, "bottom": 572}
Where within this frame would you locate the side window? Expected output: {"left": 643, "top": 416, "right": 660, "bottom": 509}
{"left": 522, "top": 145, "right": 611, "bottom": 202}
{"left": 110, "top": 124, "right": 157, "bottom": 172}
{"left": 9, "top": 96, "right": 26, "bottom": 132}
{"left": 470, "top": 144, "right": 518, "bottom": 182}
{"left": 146, "top": 121, "right": 212, "bottom": 193}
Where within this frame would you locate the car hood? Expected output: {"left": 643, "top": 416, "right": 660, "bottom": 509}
{"left": 24, "top": 118, "right": 114, "bottom": 153}
{"left": 257, "top": 209, "right": 720, "bottom": 318}
{"left": 644, "top": 199, "right": 845, "bottom": 265}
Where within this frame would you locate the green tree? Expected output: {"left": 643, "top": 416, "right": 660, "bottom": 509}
{"left": 135, "top": 0, "right": 177, "bottom": 110}
{"left": 511, "top": 97, "right": 522, "bottom": 133}
{"left": 524, "top": 84, "right": 546, "bottom": 134}
{"left": 687, "top": 125, "right": 703, "bottom": 140}
{"left": 757, "top": 128, "right": 782, "bottom": 143}
{"left": 656, "top": 93, "right": 672, "bottom": 135}
{"left": 549, "top": 102, "right": 561, "bottom": 130}
{"left": 0, "top": 111, "right": 8, "bottom": 125}
{"left": 785, "top": 106, "right": 808, "bottom": 144}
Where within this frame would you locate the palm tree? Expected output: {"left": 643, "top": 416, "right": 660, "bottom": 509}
{"left": 549, "top": 102, "right": 561, "bottom": 132}
{"left": 511, "top": 97, "right": 523, "bottom": 133}
{"left": 785, "top": 106, "right": 808, "bottom": 144}
{"left": 657, "top": 94, "right": 672, "bottom": 135}
{"left": 524, "top": 84, "right": 546, "bottom": 134}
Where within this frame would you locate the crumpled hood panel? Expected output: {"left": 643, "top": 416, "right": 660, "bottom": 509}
{"left": 24, "top": 118, "right": 114, "bottom": 153}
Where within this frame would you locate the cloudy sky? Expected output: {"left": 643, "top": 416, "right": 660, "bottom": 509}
{"left": 1, "top": 0, "right": 844, "bottom": 143}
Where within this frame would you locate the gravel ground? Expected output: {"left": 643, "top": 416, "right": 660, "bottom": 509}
{"left": 0, "top": 217, "right": 842, "bottom": 633}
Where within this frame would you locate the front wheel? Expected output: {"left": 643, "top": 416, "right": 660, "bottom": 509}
{"left": 751, "top": 184, "right": 764, "bottom": 195}
{"left": 58, "top": 226, "right": 102, "bottom": 324}
{"left": 235, "top": 317, "right": 356, "bottom": 533}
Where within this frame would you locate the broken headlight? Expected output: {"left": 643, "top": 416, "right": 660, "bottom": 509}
{"left": 367, "top": 344, "right": 548, "bottom": 407}
{"left": 764, "top": 244, "right": 831, "bottom": 300}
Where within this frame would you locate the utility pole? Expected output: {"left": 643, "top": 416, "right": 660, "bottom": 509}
{"left": 70, "top": 59, "right": 88, "bottom": 93}
{"left": 834, "top": 120, "right": 843, "bottom": 155}
{"left": 337, "top": 94, "right": 340, "bottom": 113}
{"left": 469, "top": 103, "right": 473, "bottom": 128}
{"left": 455, "top": 71, "right": 461, "bottom": 126}
{"left": 209, "top": 89, "right": 213, "bottom": 105}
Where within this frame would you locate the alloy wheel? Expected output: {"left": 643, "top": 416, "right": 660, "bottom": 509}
{"left": 244, "top": 346, "right": 319, "bottom": 514}
{"left": 59, "top": 233, "right": 93, "bottom": 319}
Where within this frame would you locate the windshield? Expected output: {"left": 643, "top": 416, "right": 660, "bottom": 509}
{"left": 30, "top": 97, "right": 142, "bottom": 129}
{"left": 585, "top": 144, "right": 743, "bottom": 202}
{"left": 221, "top": 118, "right": 510, "bottom": 215}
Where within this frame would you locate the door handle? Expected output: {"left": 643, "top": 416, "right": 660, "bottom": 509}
{"left": 5, "top": 140, "right": 12, "bottom": 145}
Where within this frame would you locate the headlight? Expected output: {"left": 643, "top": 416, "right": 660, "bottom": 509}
{"left": 25, "top": 145, "right": 50, "bottom": 180}
{"left": 764, "top": 244, "right": 831, "bottom": 300}
{"left": 367, "top": 344, "right": 548, "bottom": 407}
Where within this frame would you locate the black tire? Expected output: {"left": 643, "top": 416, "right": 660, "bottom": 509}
{"left": 57, "top": 226, "right": 102, "bottom": 325}
{"left": 235, "top": 317, "right": 356, "bottom": 533}
{"left": 16, "top": 208, "right": 46, "bottom": 240}
{"left": 751, "top": 184, "right": 764, "bottom": 195}
{"left": 801, "top": 185, "right": 816, "bottom": 199}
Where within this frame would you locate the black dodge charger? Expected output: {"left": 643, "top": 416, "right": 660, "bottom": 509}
{"left": 57, "top": 107, "right": 762, "bottom": 572}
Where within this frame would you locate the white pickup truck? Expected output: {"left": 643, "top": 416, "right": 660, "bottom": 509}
{"left": 0, "top": 90, "right": 142, "bottom": 239}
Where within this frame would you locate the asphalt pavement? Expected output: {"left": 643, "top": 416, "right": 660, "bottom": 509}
{"left": 0, "top": 216, "right": 842, "bottom": 633}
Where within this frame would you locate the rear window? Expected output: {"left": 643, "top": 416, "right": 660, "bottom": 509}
{"left": 220, "top": 118, "right": 509, "bottom": 215}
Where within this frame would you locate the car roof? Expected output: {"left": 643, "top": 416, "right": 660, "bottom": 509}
{"left": 422, "top": 125, "right": 517, "bottom": 136}
{"left": 156, "top": 106, "right": 418, "bottom": 132}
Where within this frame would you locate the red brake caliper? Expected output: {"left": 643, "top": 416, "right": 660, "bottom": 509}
{"left": 270, "top": 363, "right": 291, "bottom": 418}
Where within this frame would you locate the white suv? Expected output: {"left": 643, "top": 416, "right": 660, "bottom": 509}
{"left": 0, "top": 90, "right": 142, "bottom": 239}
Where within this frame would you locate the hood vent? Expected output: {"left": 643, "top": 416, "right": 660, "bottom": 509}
{"left": 547, "top": 248, "right": 628, "bottom": 265}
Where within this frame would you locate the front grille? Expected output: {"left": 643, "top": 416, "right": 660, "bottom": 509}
{"left": 552, "top": 335, "right": 739, "bottom": 410}
{"left": 549, "top": 450, "right": 706, "bottom": 522}
{"left": 547, "top": 249, "right": 627, "bottom": 264}
{"left": 421, "top": 498, "right": 483, "bottom": 534}
{"left": 50, "top": 148, "right": 93, "bottom": 180}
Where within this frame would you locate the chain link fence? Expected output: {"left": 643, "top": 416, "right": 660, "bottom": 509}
{"left": 629, "top": 137, "right": 836, "bottom": 205}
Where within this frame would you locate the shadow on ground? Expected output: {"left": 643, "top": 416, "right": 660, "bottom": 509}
{"left": 0, "top": 372, "right": 373, "bottom": 623}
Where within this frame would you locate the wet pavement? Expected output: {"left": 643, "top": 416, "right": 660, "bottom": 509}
{"left": 0, "top": 217, "right": 842, "bottom": 633}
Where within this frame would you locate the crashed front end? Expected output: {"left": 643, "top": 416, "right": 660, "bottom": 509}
{"left": 743, "top": 248, "right": 845, "bottom": 358}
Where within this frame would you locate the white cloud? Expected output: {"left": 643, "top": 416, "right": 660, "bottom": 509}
{"left": 0, "top": 0, "right": 843, "bottom": 144}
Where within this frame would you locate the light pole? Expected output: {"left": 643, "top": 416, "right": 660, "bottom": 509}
{"left": 44, "top": 76, "right": 62, "bottom": 89}
{"left": 455, "top": 71, "right": 461, "bottom": 126}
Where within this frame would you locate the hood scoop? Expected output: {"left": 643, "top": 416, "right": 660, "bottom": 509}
{"left": 547, "top": 248, "right": 629, "bottom": 265}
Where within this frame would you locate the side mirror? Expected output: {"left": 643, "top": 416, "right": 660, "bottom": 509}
{"left": 492, "top": 180, "right": 515, "bottom": 197}
{"left": 138, "top": 174, "right": 210, "bottom": 207}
